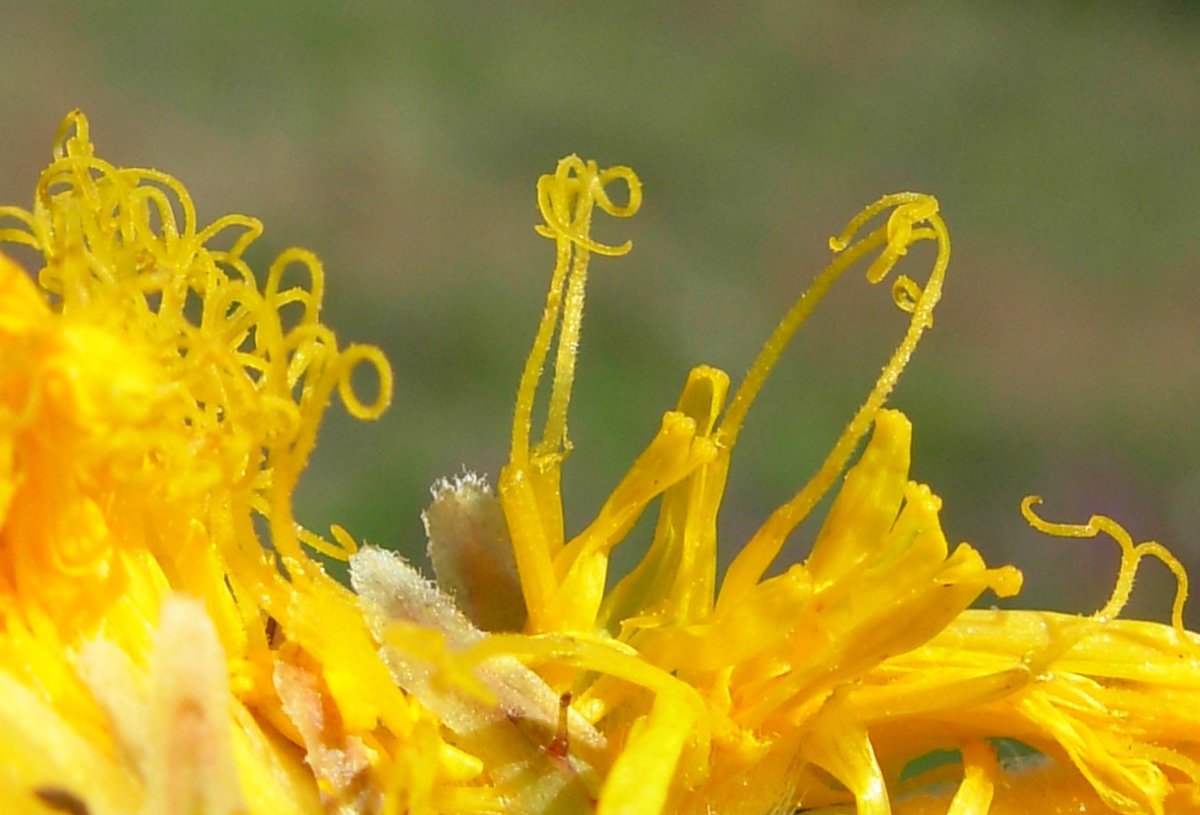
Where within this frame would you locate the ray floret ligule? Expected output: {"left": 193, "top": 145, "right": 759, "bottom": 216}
{"left": 0, "top": 112, "right": 1197, "bottom": 815}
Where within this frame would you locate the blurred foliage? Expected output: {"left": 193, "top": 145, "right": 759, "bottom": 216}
{"left": 2, "top": 2, "right": 1198, "bottom": 623}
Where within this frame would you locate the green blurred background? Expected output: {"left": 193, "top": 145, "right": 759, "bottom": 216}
{"left": 2, "top": 3, "right": 1198, "bottom": 624}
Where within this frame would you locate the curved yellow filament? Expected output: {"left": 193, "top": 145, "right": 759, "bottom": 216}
{"left": 1021, "top": 496, "right": 1189, "bottom": 630}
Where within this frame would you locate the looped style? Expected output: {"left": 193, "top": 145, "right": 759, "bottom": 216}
{"left": 534, "top": 155, "right": 642, "bottom": 256}
{"left": 1022, "top": 496, "right": 1190, "bottom": 630}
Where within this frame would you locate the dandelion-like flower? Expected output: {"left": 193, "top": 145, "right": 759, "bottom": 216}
{"left": 1, "top": 112, "right": 1198, "bottom": 815}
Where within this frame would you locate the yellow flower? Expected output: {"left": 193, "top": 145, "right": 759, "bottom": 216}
{"left": 2, "top": 111, "right": 1199, "bottom": 815}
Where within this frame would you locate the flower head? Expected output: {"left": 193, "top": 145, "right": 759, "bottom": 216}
{"left": 2, "top": 112, "right": 1199, "bottom": 815}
